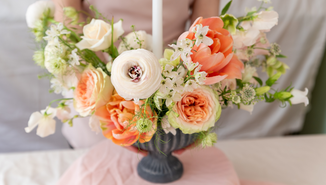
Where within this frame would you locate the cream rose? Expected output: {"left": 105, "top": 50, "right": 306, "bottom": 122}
{"left": 111, "top": 49, "right": 162, "bottom": 101}
{"left": 76, "top": 19, "right": 124, "bottom": 51}
{"left": 118, "top": 30, "right": 152, "bottom": 53}
{"left": 74, "top": 64, "right": 114, "bottom": 117}
{"left": 26, "top": 0, "right": 55, "bottom": 28}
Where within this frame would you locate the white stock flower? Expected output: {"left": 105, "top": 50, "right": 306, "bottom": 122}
{"left": 43, "top": 23, "right": 70, "bottom": 43}
{"left": 89, "top": 114, "right": 101, "bottom": 134}
{"left": 161, "top": 115, "right": 176, "bottom": 135}
{"left": 169, "top": 39, "right": 192, "bottom": 61}
{"left": 118, "top": 30, "right": 152, "bottom": 53}
{"left": 26, "top": 0, "right": 55, "bottom": 28}
{"left": 68, "top": 49, "right": 80, "bottom": 66}
{"left": 25, "top": 107, "right": 57, "bottom": 137}
{"left": 76, "top": 19, "right": 124, "bottom": 51}
{"left": 192, "top": 24, "right": 213, "bottom": 46}
{"left": 111, "top": 49, "right": 162, "bottom": 100}
{"left": 290, "top": 88, "right": 309, "bottom": 106}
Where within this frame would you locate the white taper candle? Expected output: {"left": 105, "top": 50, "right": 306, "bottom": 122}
{"left": 152, "top": 0, "right": 163, "bottom": 58}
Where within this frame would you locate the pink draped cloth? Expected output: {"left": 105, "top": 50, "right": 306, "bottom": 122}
{"left": 57, "top": 140, "right": 286, "bottom": 185}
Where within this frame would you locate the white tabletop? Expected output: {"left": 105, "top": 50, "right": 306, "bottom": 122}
{"left": 0, "top": 135, "right": 325, "bottom": 185}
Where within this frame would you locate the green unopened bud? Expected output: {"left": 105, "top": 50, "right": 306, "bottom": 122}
{"left": 136, "top": 118, "right": 153, "bottom": 133}
{"left": 272, "top": 60, "right": 282, "bottom": 68}
{"left": 255, "top": 86, "right": 271, "bottom": 95}
{"left": 68, "top": 119, "right": 73, "bottom": 127}
{"left": 201, "top": 133, "right": 218, "bottom": 148}
{"left": 33, "top": 50, "right": 45, "bottom": 67}
{"left": 220, "top": 14, "right": 238, "bottom": 34}
{"left": 274, "top": 92, "right": 292, "bottom": 100}
{"left": 266, "top": 57, "right": 277, "bottom": 66}
{"left": 63, "top": 7, "right": 79, "bottom": 25}
{"left": 266, "top": 72, "right": 282, "bottom": 86}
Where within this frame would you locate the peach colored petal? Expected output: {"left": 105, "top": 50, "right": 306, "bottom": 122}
{"left": 178, "top": 31, "right": 190, "bottom": 41}
{"left": 95, "top": 105, "right": 111, "bottom": 121}
{"left": 215, "top": 33, "right": 233, "bottom": 56}
{"left": 189, "top": 17, "right": 203, "bottom": 31}
{"left": 219, "top": 55, "right": 244, "bottom": 79}
{"left": 204, "top": 75, "right": 228, "bottom": 85}
{"left": 201, "top": 17, "right": 224, "bottom": 31}
{"left": 206, "top": 53, "right": 233, "bottom": 72}
{"left": 197, "top": 53, "right": 225, "bottom": 71}
{"left": 210, "top": 38, "right": 221, "bottom": 54}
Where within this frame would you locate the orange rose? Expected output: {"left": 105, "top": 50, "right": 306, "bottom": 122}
{"left": 168, "top": 85, "right": 221, "bottom": 134}
{"left": 74, "top": 64, "right": 113, "bottom": 117}
{"left": 180, "top": 17, "right": 244, "bottom": 85}
{"left": 95, "top": 92, "right": 157, "bottom": 146}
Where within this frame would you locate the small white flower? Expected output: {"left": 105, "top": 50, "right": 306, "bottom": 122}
{"left": 192, "top": 24, "right": 213, "bottom": 46}
{"left": 165, "top": 89, "right": 182, "bottom": 107}
{"left": 163, "top": 64, "right": 177, "bottom": 78}
{"left": 25, "top": 107, "right": 57, "bottom": 138}
{"left": 169, "top": 39, "right": 192, "bottom": 61}
{"left": 68, "top": 49, "right": 80, "bottom": 66}
{"left": 50, "top": 68, "right": 79, "bottom": 95}
{"left": 183, "top": 80, "right": 198, "bottom": 92}
{"left": 51, "top": 78, "right": 65, "bottom": 94}
{"left": 171, "top": 77, "right": 184, "bottom": 93}
{"left": 184, "top": 58, "right": 199, "bottom": 71}
{"left": 240, "top": 85, "right": 256, "bottom": 103}
{"left": 26, "top": 0, "right": 55, "bottom": 28}
{"left": 194, "top": 65, "right": 207, "bottom": 84}
{"left": 159, "top": 78, "right": 173, "bottom": 94}
{"left": 176, "top": 66, "right": 187, "bottom": 78}
{"left": 290, "top": 88, "right": 309, "bottom": 106}
{"left": 161, "top": 115, "right": 176, "bottom": 135}
{"left": 44, "top": 23, "right": 70, "bottom": 43}
{"left": 89, "top": 114, "right": 101, "bottom": 134}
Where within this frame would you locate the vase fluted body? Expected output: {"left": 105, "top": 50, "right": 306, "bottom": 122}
{"left": 134, "top": 129, "right": 197, "bottom": 183}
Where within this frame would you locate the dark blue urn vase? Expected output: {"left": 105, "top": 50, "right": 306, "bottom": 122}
{"left": 134, "top": 129, "right": 197, "bottom": 183}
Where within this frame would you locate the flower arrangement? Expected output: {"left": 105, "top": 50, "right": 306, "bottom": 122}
{"left": 25, "top": 0, "right": 309, "bottom": 149}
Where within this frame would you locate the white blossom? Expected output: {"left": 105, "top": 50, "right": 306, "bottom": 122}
{"left": 183, "top": 80, "right": 198, "bottom": 92}
{"left": 192, "top": 24, "right": 213, "bottom": 46}
{"left": 165, "top": 89, "right": 182, "bottom": 107}
{"left": 171, "top": 77, "right": 184, "bottom": 93}
{"left": 89, "top": 114, "right": 101, "bottom": 134}
{"left": 163, "top": 64, "right": 177, "bottom": 78}
{"left": 159, "top": 78, "right": 173, "bottom": 94}
{"left": 43, "top": 23, "right": 70, "bottom": 43}
{"left": 56, "top": 102, "right": 72, "bottom": 122}
{"left": 161, "top": 115, "right": 176, "bottom": 135}
{"left": 169, "top": 39, "right": 192, "bottom": 61}
{"left": 68, "top": 49, "right": 80, "bottom": 66}
{"left": 176, "top": 66, "right": 187, "bottom": 78}
{"left": 184, "top": 58, "right": 199, "bottom": 71}
{"left": 25, "top": 107, "right": 57, "bottom": 137}
{"left": 290, "top": 88, "right": 309, "bottom": 106}
{"left": 194, "top": 65, "right": 207, "bottom": 84}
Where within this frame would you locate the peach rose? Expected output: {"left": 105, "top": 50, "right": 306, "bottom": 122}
{"left": 168, "top": 85, "right": 221, "bottom": 134}
{"left": 95, "top": 92, "right": 157, "bottom": 146}
{"left": 74, "top": 64, "right": 114, "bottom": 117}
{"left": 180, "top": 17, "right": 244, "bottom": 85}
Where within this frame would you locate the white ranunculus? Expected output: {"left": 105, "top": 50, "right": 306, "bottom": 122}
{"left": 26, "top": 0, "right": 55, "bottom": 28}
{"left": 290, "top": 88, "right": 309, "bottom": 106}
{"left": 111, "top": 49, "right": 162, "bottom": 101}
{"left": 252, "top": 11, "right": 278, "bottom": 31}
{"left": 118, "top": 30, "right": 152, "bottom": 53}
{"left": 76, "top": 19, "right": 124, "bottom": 51}
{"left": 25, "top": 107, "right": 56, "bottom": 137}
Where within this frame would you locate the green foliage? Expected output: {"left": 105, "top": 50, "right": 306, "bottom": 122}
{"left": 266, "top": 72, "right": 282, "bottom": 86}
{"left": 221, "top": 0, "right": 233, "bottom": 15}
{"left": 253, "top": 76, "right": 263, "bottom": 86}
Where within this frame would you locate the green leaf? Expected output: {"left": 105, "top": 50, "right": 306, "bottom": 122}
{"left": 221, "top": 0, "right": 233, "bottom": 15}
{"left": 236, "top": 79, "right": 243, "bottom": 89}
{"left": 275, "top": 54, "right": 287, "bottom": 58}
{"left": 253, "top": 76, "right": 263, "bottom": 86}
{"left": 266, "top": 72, "right": 282, "bottom": 86}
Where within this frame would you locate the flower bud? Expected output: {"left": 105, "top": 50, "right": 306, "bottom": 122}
{"left": 201, "top": 133, "right": 218, "bottom": 148}
{"left": 266, "top": 56, "right": 277, "bottom": 66}
{"left": 63, "top": 7, "right": 79, "bottom": 24}
{"left": 274, "top": 91, "right": 292, "bottom": 100}
{"left": 136, "top": 118, "right": 153, "bottom": 133}
{"left": 255, "top": 86, "right": 270, "bottom": 95}
{"left": 220, "top": 14, "right": 238, "bottom": 34}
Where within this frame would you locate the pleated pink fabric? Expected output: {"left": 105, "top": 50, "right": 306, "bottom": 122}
{"left": 57, "top": 140, "right": 286, "bottom": 185}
